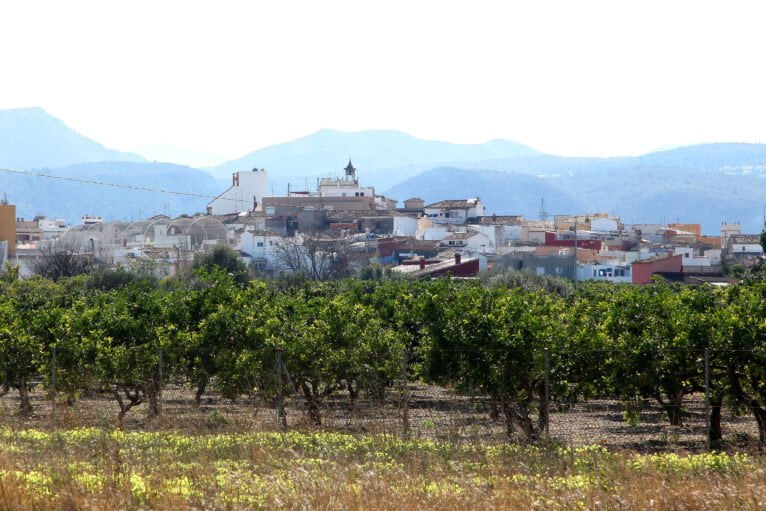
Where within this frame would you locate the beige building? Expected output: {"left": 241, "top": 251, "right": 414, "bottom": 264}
{"left": 0, "top": 197, "right": 16, "bottom": 257}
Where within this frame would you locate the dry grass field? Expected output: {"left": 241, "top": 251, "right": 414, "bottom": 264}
{"left": 0, "top": 384, "right": 764, "bottom": 510}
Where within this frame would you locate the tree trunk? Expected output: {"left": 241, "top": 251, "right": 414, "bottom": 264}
{"left": 754, "top": 407, "right": 766, "bottom": 450}
{"left": 514, "top": 403, "right": 540, "bottom": 443}
{"left": 307, "top": 397, "right": 322, "bottom": 425}
{"left": 708, "top": 395, "right": 723, "bottom": 450}
{"left": 194, "top": 375, "right": 208, "bottom": 407}
{"left": 17, "top": 384, "right": 33, "bottom": 417}
{"left": 537, "top": 383, "right": 549, "bottom": 436}
{"left": 727, "top": 369, "right": 766, "bottom": 449}
{"left": 146, "top": 383, "right": 160, "bottom": 419}
{"left": 501, "top": 398, "right": 515, "bottom": 438}
{"left": 656, "top": 392, "right": 684, "bottom": 426}
{"left": 489, "top": 396, "right": 500, "bottom": 421}
{"left": 347, "top": 381, "right": 359, "bottom": 411}
{"left": 301, "top": 383, "right": 322, "bottom": 425}
{"left": 113, "top": 386, "right": 142, "bottom": 428}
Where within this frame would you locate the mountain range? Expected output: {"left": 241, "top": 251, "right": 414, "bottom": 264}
{"left": 2, "top": 107, "right": 766, "bottom": 233}
{"left": 0, "top": 107, "right": 144, "bottom": 169}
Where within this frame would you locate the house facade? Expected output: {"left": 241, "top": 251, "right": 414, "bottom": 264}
{"left": 423, "top": 198, "right": 484, "bottom": 224}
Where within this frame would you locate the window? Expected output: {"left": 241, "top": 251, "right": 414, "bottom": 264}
{"left": 256, "top": 242, "right": 264, "bottom": 247}
{"left": 265, "top": 207, "right": 275, "bottom": 215}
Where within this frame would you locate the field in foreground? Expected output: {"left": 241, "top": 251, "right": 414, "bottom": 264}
{"left": 0, "top": 428, "right": 764, "bottom": 510}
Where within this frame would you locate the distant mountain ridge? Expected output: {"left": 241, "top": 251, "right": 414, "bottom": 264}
{"left": 3, "top": 161, "right": 218, "bottom": 223}
{"left": 384, "top": 143, "right": 766, "bottom": 234}
{"left": 3, "top": 106, "right": 766, "bottom": 233}
{"left": 0, "top": 107, "right": 144, "bottom": 169}
{"left": 206, "top": 128, "right": 540, "bottom": 189}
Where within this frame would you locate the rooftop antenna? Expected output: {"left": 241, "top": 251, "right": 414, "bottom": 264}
{"left": 539, "top": 198, "right": 549, "bottom": 221}
{"left": 1, "top": 193, "right": 7, "bottom": 205}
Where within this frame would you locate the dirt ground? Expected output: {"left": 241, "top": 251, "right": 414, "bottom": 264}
{"left": 0, "top": 382, "right": 759, "bottom": 452}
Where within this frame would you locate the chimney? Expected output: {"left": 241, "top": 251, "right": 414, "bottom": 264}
{"left": 455, "top": 253, "right": 462, "bottom": 265}
{"left": 419, "top": 257, "right": 426, "bottom": 269}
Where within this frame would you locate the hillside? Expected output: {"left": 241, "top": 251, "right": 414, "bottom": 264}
{"left": 384, "top": 144, "right": 766, "bottom": 234}
{"left": 2, "top": 162, "right": 219, "bottom": 223}
{"left": 206, "top": 129, "right": 539, "bottom": 189}
{"left": 0, "top": 107, "right": 144, "bottom": 169}
{"left": 385, "top": 167, "right": 584, "bottom": 215}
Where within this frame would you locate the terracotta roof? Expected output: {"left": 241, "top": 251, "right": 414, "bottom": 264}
{"left": 476, "top": 215, "right": 524, "bottom": 225}
{"left": 443, "top": 232, "right": 479, "bottom": 241}
{"left": 633, "top": 252, "right": 680, "bottom": 264}
{"left": 247, "top": 230, "right": 282, "bottom": 237}
{"left": 425, "top": 199, "right": 479, "bottom": 209}
{"left": 392, "top": 256, "right": 478, "bottom": 277}
{"left": 534, "top": 246, "right": 572, "bottom": 256}
{"left": 730, "top": 235, "right": 761, "bottom": 244}
{"left": 523, "top": 220, "right": 555, "bottom": 229}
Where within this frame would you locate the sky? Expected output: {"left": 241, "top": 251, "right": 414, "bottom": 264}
{"left": 1, "top": 0, "right": 765, "bottom": 166}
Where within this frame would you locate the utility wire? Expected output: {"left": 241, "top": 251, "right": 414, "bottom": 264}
{"left": 0, "top": 166, "right": 241, "bottom": 202}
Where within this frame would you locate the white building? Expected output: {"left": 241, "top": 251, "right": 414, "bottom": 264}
{"left": 578, "top": 263, "right": 632, "bottom": 283}
{"left": 237, "top": 230, "right": 284, "bottom": 272}
{"left": 208, "top": 169, "right": 268, "bottom": 216}
{"left": 720, "top": 222, "right": 742, "bottom": 248}
{"left": 590, "top": 216, "right": 619, "bottom": 232}
{"left": 38, "top": 218, "right": 67, "bottom": 239}
{"left": 440, "top": 231, "right": 493, "bottom": 251}
{"left": 729, "top": 235, "right": 763, "bottom": 255}
{"left": 673, "top": 247, "right": 715, "bottom": 267}
{"left": 392, "top": 215, "right": 419, "bottom": 237}
{"left": 318, "top": 161, "right": 374, "bottom": 198}
{"left": 423, "top": 198, "right": 484, "bottom": 224}
{"left": 468, "top": 224, "right": 523, "bottom": 248}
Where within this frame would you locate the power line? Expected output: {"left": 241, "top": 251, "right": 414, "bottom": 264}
{"left": 0, "top": 166, "right": 239, "bottom": 202}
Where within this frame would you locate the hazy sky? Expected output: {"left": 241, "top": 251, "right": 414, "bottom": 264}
{"left": 1, "top": 0, "right": 765, "bottom": 164}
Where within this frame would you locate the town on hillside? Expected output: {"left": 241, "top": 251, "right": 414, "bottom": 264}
{"left": 0, "top": 162, "right": 760, "bottom": 284}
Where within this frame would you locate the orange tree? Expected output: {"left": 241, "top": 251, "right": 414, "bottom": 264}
{"left": 419, "top": 281, "right": 568, "bottom": 442}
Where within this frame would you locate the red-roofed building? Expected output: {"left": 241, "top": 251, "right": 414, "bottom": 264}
{"left": 631, "top": 253, "right": 683, "bottom": 284}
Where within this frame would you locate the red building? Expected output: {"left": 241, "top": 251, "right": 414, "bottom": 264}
{"left": 544, "top": 232, "right": 603, "bottom": 251}
{"left": 631, "top": 253, "right": 683, "bottom": 284}
{"left": 393, "top": 253, "right": 480, "bottom": 279}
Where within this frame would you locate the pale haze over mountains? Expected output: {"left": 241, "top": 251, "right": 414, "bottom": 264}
{"left": 2, "top": 107, "right": 766, "bottom": 233}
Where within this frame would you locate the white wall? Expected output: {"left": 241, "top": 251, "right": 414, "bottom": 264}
{"left": 238, "top": 231, "right": 280, "bottom": 262}
{"left": 705, "top": 249, "right": 722, "bottom": 265}
{"left": 731, "top": 243, "right": 764, "bottom": 254}
{"left": 209, "top": 170, "right": 268, "bottom": 215}
{"left": 393, "top": 216, "right": 418, "bottom": 236}
{"left": 578, "top": 263, "right": 632, "bottom": 283}
{"left": 419, "top": 225, "right": 453, "bottom": 241}
{"left": 591, "top": 217, "right": 618, "bottom": 232}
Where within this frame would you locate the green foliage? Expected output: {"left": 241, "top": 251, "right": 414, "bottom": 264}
{"left": 191, "top": 246, "right": 250, "bottom": 286}
{"left": 3, "top": 270, "right": 766, "bottom": 446}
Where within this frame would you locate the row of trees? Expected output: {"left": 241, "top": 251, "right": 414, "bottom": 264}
{"left": 1, "top": 267, "right": 766, "bottom": 448}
